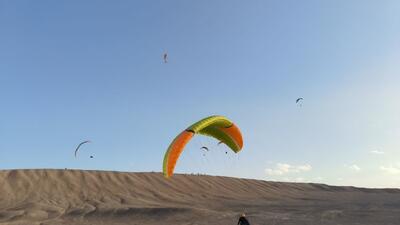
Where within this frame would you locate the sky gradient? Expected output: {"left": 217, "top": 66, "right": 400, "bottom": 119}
{"left": 1, "top": 0, "right": 400, "bottom": 188}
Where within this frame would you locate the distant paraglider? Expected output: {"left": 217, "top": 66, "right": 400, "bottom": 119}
{"left": 163, "top": 115, "right": 244, "bottom": 178}
{"left": 90, "top": 155, "right": 94, "bottom": 159}
{"left": 217, "top": 141, "right": 228, "bottom": 154}
{"left": 200, "top": 146, "right": 209, "bottom": 151}
{"left": 296, "top": 97, "right": 303, "bottom": 106}
{"left": 74, "top": 141, "right": 91, "bottom": 158}
{"left": 163, "top": 52, "right": 168, "bottom": 63}
{"left": 200, "top": 146, "right": 209, "bottom": 157}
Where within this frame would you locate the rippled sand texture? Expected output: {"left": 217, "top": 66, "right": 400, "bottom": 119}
{"left": 0, "top": 170, "right": 399, "bottom": 225}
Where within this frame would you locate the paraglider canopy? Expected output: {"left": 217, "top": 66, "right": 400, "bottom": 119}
{"left": 200, "top": 146, "right": 209, "bottom": 151}
{"left": 296, "top": 97, "right": 303, "bottom": 103}
{"left": 163, "top": 115, "right": 243, "bottom": 178}
{"left": 74, "top": 140, "right": 91, "bottom": 158}
{"left": 296, "top": 97, "right": 304, "bottom": 107}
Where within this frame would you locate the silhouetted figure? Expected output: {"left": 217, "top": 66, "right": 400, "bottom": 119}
{"left": 237, "top": 213, "right": 250, "bottom": 225}
{"left": 163, "top": 53, "right": 168, "bottom": 63}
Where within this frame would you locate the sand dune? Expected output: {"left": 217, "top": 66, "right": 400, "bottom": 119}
{"left": 0, "top": 170, "right": 399, "bottom": 225}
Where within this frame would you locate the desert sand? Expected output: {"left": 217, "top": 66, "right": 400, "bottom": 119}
{"left": 0, "top": 169, "right": 399, "bottom": 225}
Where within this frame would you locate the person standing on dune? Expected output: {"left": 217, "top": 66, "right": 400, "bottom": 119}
{"left": 237, "top": 213, "right": 250, "bottom": 225}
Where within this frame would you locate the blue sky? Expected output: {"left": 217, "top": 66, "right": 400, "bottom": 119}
{"left": 1, "top": 0, "right": 400, "bottom": 188}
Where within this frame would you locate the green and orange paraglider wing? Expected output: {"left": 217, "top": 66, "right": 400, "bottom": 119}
{"left": 163, "top": 115, "right": 243, "bottom": 178}
{"left": 198, "top": 124, "right": 243, "bottom": 152}
{"left": 162, "top": 131, "right": 194, "bottom": 178}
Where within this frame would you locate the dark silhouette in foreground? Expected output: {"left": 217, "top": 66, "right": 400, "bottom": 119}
{"left": 238, "top": 213, "right": 250, "bottom": 225}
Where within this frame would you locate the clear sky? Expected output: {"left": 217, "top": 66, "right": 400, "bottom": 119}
{"left": 1, "top": 0, "right": 400, "bottom": 188}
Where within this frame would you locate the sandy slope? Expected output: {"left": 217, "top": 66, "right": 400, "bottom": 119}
{"left": 0, "top": 170, "right": 399, "bottom": 225}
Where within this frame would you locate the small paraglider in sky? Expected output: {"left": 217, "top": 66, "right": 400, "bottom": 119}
{"left": 296, "top": 97, "right": 303, "bottom": 107}
{"left": 217, "top": 141, "right": 228, "bottom": 154}
{"left": 74, "top": 140, "right": 91, "bottom": 158}
{"left": 200, "top": 146, "right": 209, "bottom": 157}
{"left": 90, "top": 155, "right": 94, "bottom": 159}
{"left": 163, "top": 52, "right": 168, "bottom": 63}
{"left": 200, "top": 146, "right": 209, "bottom": 151}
